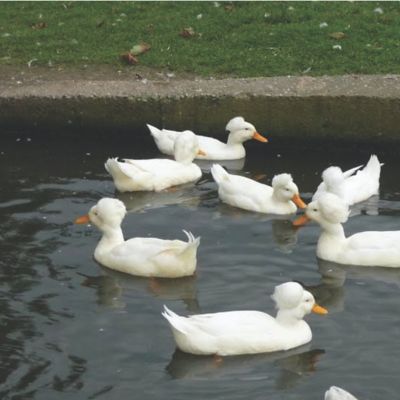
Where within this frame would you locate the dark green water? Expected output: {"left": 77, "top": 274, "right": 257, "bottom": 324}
{"left": 1, "top": 133, "right": 400, "bottom": 400}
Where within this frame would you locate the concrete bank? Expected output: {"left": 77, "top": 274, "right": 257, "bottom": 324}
{"left": 1, "top": 70, "right": 400, "bottom": 141}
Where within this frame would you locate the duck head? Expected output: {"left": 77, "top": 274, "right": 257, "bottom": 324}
{"left": 174, "top": 131, "right": 205, "bottom": 164}
{"left": 325, "top": 386, "right": 358, "bottom": 400}
{"left": 225, "top": 116, "right": 268, "bottom": 144}
{"left": 272, "top": 173, "right": 306, "bottom": 208}
{"left": 75, "top": 198, "right": 127, "bottom": 232}
{"left": 272, "top": 282, "right": 328, "bottom": 322}
{"left": 322, "top": 166, "right": 346, "bottom": 195}
{"left": 306, "top": 193, "right": 349, "bottom": 229}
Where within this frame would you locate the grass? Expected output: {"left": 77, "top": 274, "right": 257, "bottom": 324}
{"left": 1, "top": 1, "right": 400, "bottom": 77}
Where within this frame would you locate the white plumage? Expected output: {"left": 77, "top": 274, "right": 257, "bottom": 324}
{"left": 147, "top": 116, "right": 267, "bottom": 160}
{"left": 105, "top": 131, "right": 203, "bottom": 192}
{"left": 162, "top": 282, "right": 327, "bottom": 356}
{"left": 75, "top": 198, "right": 200, "bottom": 278}
{"left": 325, "top": 386, "right": 358, "bottom": 400}
{"left": 307, "top": 193, "right": 400, "bottom": 267}
{"left": 313, "top": 155, "right": 382, "bottom": 205}
{"left": 211, "top": 164, "right": 306, "bottom": 214}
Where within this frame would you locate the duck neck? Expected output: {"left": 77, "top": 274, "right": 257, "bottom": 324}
{"left": 276, "top": 309, "right": 303, "bottom": 326}
{"left": 227, "top": 132, "right": 245, "bottom": 146}
{"left": 96, "top": 226, "right": 124, "bottom": 255}
{"left": 175, "top": 155, "right": 194, "bottom": 165}
{"left": 272, "top": 190, "right": 287, "bottom": 203}
{"left": 320, "top": 220, "right": 345, "bottom": 238}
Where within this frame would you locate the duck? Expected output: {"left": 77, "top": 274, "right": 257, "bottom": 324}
{"left": 305, "top": 193, "right": 400, "bottom": 267}
{"left": 325, "top": 386, "right": 358, "bottom": 400}
{"left": 162, "top": 281, "right": 328, "bottom": 356}
{"left": 105, "top": 130, "right": 205, "bottom": 192}
{"left": 313, "top": 155, "right": 381, "bottom": 205}
{"left": 75, "top": 198, "right": 200, "bottom": 278}
{"left": 147, "top": 116, "right": 267, "bottom": 160}
{"left": 211, "top": 164, "right": 306, "bottom": 214}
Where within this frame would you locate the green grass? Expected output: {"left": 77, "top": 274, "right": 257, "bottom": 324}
{"left": 1, "top": 1, "right": 400, "bottom": 77}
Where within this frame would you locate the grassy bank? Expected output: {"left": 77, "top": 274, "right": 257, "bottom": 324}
{"left": 1, "top": 1, "right": 400, "bottom": 77}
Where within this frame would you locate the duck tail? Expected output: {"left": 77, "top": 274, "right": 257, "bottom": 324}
{"left": 104, "top": 158, "right": 125, "bottom": 179}
{"left": 363, "top": 154, "right": 382, "bottom": 180}
{"left": 162, "top": 305, "right": 189, "bottom": 334}
{"left": 181, "top": 230, "right": 201, "bottom": 256}
{"left": 211, "top": 164, "right": 229, "bottom": 184}
{"left": 147, "top": 124, "right": 162, "bottom": 140}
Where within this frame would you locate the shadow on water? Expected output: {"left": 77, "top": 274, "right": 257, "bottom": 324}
{"left": 303, "top": 258, "right": 400, "bottom": 313}
{"left": 80, "top": 267, "right": 200, "bottom": 313}
{"left": 116, "top": 183, "right": 202, "bottom": 214}
{"left": 166, "top": 344, "right": 325, "bottom": 389}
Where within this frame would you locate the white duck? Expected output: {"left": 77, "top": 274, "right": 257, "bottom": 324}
{"left": 211, "top": 164, "right": 306, "bottom": 214}
{"left": 105, "top": 131, "right": 205, "bottom": 192}
{"left": 325, "top": 386, "right": 358, "bottom": 400}
{"left": 162, "top": 281, "right": 328, "bottom": 356}
{"left": 75, "top": 198, "right": 200, "bottom": 278}
{"left": 306, "top": 193, "right": 400, "bottom": 267}
{"left": 148, "top": 116, "right": 267, "bottom": 160}
{"left": 313, "top": 155, "right": 381, "bottom": 205}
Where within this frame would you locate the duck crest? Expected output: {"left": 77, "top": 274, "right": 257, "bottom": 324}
{"left": 272, "top": 173, "right": 293, "bottom": 188}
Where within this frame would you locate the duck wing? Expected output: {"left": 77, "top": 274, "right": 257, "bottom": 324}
{"left": 123, "top": 158, "right": 183, "bottom": 176}
{"left": 187, "top": 310, "right": 276, "bottom": 337}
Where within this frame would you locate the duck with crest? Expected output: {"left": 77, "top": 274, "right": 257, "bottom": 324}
{"left": 162, "top": 281, "right": 327, "bottom": 356}
{"left": 148, "top": 116, "right": 267, "bottom": 160}
{"left": 305, "top": 192, "right": 400, "bottom": 267}
{"left": 75, "top": 198, "right": 200, "bottom": 278}
{"left": 313, "top": 154, "right": 382, "bottom": 205}
{"left": 105, "top": 131, "right": 205, "bottom": 192}
{"left": 211, "top": 164, "right": 306, "bottom": 214}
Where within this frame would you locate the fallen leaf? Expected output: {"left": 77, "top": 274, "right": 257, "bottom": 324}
{"left": 179, "top": 27, "right": 196, "bottom": 38}
{"left": 329, "top": 32, "right": 346, "bottom": 40}
{"left": 224, "top": 3, "right": 235, "bottom": 11}
{"left": 120, "top": 51, "right": 139, "bottom": 65}
{"left": 31, "top": 22, "right": 48, "bottom": 30}
{"left": 130, "top": 42, "right": 151, "bottom": 56}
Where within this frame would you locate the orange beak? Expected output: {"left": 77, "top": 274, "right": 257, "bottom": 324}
{"left": 75, "top": 214, "right": 90, "bottom": 224}
{"left": 292, "top": 214, "right": 311, "bottom": 227}
{"left": 312, "top": 304, "right": 328, "bottom": 315}
{"left": 197, "top": 149, "right": 206, "bottom": 156}
{"left": 291, "top": 193, "right": 307, "bottom": 209}
{"left": 252, "top": 131, "right": 268, "bottom": 143}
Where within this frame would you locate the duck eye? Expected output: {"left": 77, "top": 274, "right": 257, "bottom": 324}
{"left": 312, "top": 208, "right": 318, "bottom": 212}
{"left": 285, "top": 188, "right": 290, "bottom": 191}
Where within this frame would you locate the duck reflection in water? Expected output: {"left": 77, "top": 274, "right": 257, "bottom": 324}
{"left": 116, "top": 183, "right": 201, "bottom": 214}
{"left": 300, "top": 257, "right": 400, "bottom": 313}
{"left": 166, "top": 343, "right": 325, "bottom": 389}
{"left": 195, "top": 157, "right": 245, "bottom": 172}
{"left": 348, "top": 194, "right": 379, "bottom": 217}
{"left": 80, "top": 267, "right": 200, "bottom": 312}
{"left": 271, "top": 219, "right": 299, "bottom": 253}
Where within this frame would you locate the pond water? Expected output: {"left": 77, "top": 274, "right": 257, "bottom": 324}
{"left": 1, "top": 132, "right": 400, "bottom": 400}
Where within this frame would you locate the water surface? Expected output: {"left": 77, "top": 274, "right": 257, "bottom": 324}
{"left": 1, "top": 134, "right": 400, "bottom": 400}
